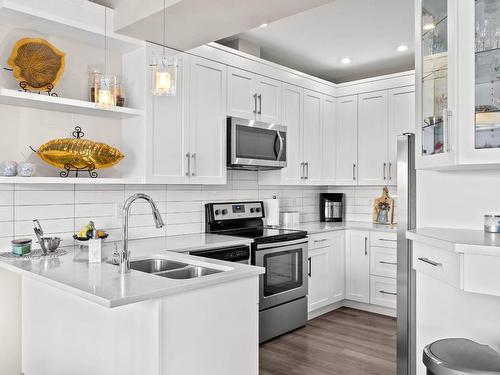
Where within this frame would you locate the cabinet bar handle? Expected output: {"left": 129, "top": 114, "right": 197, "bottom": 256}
{"left": 379, "top": 290, "right": 397, "bottom": 296}
{"left": 185, "top": 152, "right": 190, "bottom": 176}
{"left": 314, "top": 239, "right": 328, "bottom": 243}
{"left": 253, "top": 93, "right": 258, "bottom": 114}
{"left": 383, "top": 162, "right": 387, "bottom": 180}
{"left": 379, "top": 238, "right": 397, "bottom": 242}
{"left": 308, "top": 257, "right": 312, "bottom": 277}
{"left": 418, "top": 257, "right": 442, "bottom": 267}
{"left": 379, "top": 261, "right": 397, "bottom": 265}
{"left": 257, "top": 94, "right": 262, "bottom": 114}
{"left": 388, "top": 162, "right": 392, "bottom": 180}
{"left": 191, "top": 153, "right": 196, "bottom": 176}
{"left": 364, "top": 237, "right": 368, "bottom": 256}
{"left": 305, "top": 162, "right": 309, "bottom": 180}
{"left": 353, "top": 163, "right": 356, "bottom": 181}
{"left": 300, "top": 162, "right": 305, "bottom": 179}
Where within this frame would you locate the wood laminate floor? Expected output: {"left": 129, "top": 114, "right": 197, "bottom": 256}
{"left": 259, "top": 307, "right": 396, "bottom": 375}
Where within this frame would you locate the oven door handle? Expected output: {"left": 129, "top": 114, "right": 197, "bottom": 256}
{"left": 256, "top": 237, "right": 308, "bottom": 250}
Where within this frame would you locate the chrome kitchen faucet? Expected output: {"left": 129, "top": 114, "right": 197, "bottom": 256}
{"left": 119, "top": 193, "right": 165, "bottom": 274}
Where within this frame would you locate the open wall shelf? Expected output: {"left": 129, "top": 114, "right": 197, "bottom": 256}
{"left": 0, "top": 89, "right": 144, "bottom": 119}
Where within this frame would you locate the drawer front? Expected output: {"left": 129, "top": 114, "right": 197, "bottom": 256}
{"left": 309, "top": 233, "right": 333, "bottom": 250}
{"left": 371, "top": 246, "right": 397, "bottom": 278}
{"left": 370, "top": 232, "right": 397, "bottom": 249}
{"left": 413, "top": 243, "right": 462, "bottom": 289}
{"left": 370, "top": 276, "right": 397, "bottom": 309}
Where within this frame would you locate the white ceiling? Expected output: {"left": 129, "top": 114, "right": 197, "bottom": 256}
{"left": 221, "top": 0, "right": 415, "bottom": 83}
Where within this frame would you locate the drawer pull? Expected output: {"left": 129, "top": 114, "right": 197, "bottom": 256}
{"left": 418, "top": 257, "right": 442, "bottom": 267}
{"left": 379, "top": 290, "right": 397, "bottom": 296}
{"left": 313, "top": 239, "right": 328, "bottom": 243}
{"left": 379, "top": 261, "right": 397, "bottom": 266}
{"left": 378, "top": 238, "right": 397, "bottom": 242}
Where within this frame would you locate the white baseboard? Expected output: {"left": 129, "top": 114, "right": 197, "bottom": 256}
{"left": 308, "top": 299, "right": 396, "bottom": 320}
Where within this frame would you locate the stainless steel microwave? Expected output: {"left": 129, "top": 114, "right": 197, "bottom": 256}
{"left": 227, "top": 117, "right": 287, "bottom": 170}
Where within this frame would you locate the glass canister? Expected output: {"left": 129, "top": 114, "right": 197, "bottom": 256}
{"left": 12, "top": 238, "right": 32, "bottom": 256}
{"left": 484, "top": 214, "right": 500, "bottom": 232}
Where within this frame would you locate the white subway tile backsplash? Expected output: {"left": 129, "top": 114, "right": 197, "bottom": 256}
{"left": 0, "top": 173, "right": 394, "bottom": 247}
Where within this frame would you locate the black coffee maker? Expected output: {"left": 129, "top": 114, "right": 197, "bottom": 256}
{"left": 320, "top": 193, "right": 344, "bottom": 222}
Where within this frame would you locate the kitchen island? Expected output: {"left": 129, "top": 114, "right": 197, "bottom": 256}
{"left": 0, "top": 234, "right": 263, "bottom": 375}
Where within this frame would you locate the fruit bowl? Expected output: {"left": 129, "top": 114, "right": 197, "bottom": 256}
{"left": 73, "top": 233, "right": 109, "bottom": 246}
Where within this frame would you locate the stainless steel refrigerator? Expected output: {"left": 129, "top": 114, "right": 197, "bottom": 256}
{"left": 396, "top": 133, "right": 416, "bottom": 375}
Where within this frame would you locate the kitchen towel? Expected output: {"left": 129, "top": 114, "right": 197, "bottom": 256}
{"left": 264, "top": 197, "right": 280, "bottom": 226}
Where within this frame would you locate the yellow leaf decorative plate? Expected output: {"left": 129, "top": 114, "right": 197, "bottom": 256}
{"left": 7, "top": 38, "right": 65, "bottom": 91}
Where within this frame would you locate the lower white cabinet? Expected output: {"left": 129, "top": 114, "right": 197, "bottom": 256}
{"left": 308, "top": 246, "right": 332, "bottom": 312}
{"left": 307, "top": 231, "right": 345, "bottom": 313}
{"left": 345, "top": 230, "right": 370, "bottom": 303}
{"left": 370, "top": 276, "right": 397, "bottom": 309}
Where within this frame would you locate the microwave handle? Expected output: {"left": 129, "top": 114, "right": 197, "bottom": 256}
{"left": 276, "top": 131, "right": 284, "bottom": 161}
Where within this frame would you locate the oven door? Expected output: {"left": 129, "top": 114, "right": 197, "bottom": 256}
{"left": 254, "top": 238, "right": 308, "bottom": 310}
{"left": 228, "top": 117, "right": 287, "bottom": 169}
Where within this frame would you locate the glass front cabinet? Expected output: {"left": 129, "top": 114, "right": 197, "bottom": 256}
{"left": 416, "top": 0, "right": 500, "bottom": 168}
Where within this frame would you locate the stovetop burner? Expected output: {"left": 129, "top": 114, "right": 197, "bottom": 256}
{"left": 215, "top": 226, "right": 307, "bottom": 244}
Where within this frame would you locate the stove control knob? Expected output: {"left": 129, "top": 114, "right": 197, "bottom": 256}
{"left": 222, "top": 209, "right": 228, "bottom": 215}
{"left": 256, "top": 207, "right": 262, "bottom": 213}
{"left": 215, "top": 209, "right": 220, "bottom": 215}
{"left": 250, "top": 208, "right": 255, "bottom": 213}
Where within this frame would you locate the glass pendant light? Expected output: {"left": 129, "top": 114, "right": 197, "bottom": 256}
{"left": 97, "top": 7, "right": 116, "bottom": 106}
{"left": 151, "top": 0, "right": 177, "bottom": 96}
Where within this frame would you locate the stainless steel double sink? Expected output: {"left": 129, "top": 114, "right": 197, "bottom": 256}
{"left": 119, "top": 258, "right": 223, "bottom": 279}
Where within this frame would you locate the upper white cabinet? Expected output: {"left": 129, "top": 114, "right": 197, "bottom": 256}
{"left": 146, "top": 45, "right": 227, "bottom": 184}
{"left": 416, "top": 0, "right": 500, "bottom": 169}
{"left": 259, "top": 87, "right": 336, "bottom": 186}
{"left": 388, "top": 86, "right": 415, "bottom": 183}
{"left": 321, "top": 95, "right": 337, "bottom": 185}
{"left": 302, "top": 89, "right": 323, "bottom": 184}
{"left": 336, "top": 95, "right": 358, "bottom": 185}
{"left": 357, "top": 91, "right": 389, "bottom": 185}
{"left": 227, "top": 67, "right": 281, "bottom": 124}
{"left": 345, "top": 230, "right": 370, "bottom": 303}
{"left": 188, "top": 57, "right": 227, "bottom": 184}
{"left": 279, "top": 83, "right": 304, "bottom": 185}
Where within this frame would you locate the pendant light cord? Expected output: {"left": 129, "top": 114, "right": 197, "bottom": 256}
{"left": 104, "top": 7, "right": 107, "bottom": 74}
{"left": 162, "top": 0, "right": 166, "bottom": 58}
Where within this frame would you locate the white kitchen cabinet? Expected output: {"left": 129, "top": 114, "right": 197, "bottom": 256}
{"left": 345, "top": 230, "right": 370, "bottom": 303}
{"left": 357, "top": 91, "right": 389, "bottom": 185}
{"left": 321, "top": 95, "right": 336, "bottom": 185}
{"left": 147, "top": 48, "right": 190, "bottom": 184}
{"left": 308, "top": 247, "right": 332, "bottom": 312}
{"left": 227, "top": 66, "right": 281, "bottom": 123}
{"left": 330, "top": 231, "right": 345, "bottom": 303}
{"left": 336, "top": 95, "right": 358, "bottom": 185}
{"left": 302, "top": 89, "right": 323, "bottom": 184}
{"left": 259, "top": 89, "right": 336, "bottom": 186}
{"left": 188, "top": 57, "right": 227, "bottom": 184}
{"left": 279, "top": 83, "right": 304, "bottom": 185}
{"left": 147, "top": 45, "right": 227, "bottom": 184}
{"left": 387, "top": 86, "right": 415, "bottom": 184}
{"left": 307, "top": 231, "right": 345, "bottom": 313}
{"left": 370, "top": 276, "right": 397, "bottom": 309}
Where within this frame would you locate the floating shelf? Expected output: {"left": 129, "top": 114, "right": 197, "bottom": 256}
{"left": 0, "top": 176, "right": 143, "bottom": 185}
{"left": 0, "top": 0, "right": 143, "bottom": 53}
{"left": 0, "top": 89, "right": 144, "bottom": 119}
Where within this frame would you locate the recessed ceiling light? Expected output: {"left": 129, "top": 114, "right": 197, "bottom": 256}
{"left": 259, "top": 23, "right": 268, "bottom": 28}
{"left": 397, "top": 44, "right": 409, "bottom": 52}
{"left": 423, "top": 23, "right": 435, "bottom": 31}
{"left": 341, "top": 57, "right": 351, "bottom": 64}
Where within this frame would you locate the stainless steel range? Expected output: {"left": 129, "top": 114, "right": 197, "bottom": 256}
{"left": 205, "top": 201, "right": 308, "bottom": 343}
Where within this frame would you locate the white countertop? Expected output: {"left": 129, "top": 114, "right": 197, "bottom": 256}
{"left": 0, "top": 234, "right": 263, "bottom": 308}
{"left": 407, "top": 227, "right": 500, "bottom": 255}
{"left": 282, "top": 221, "right": 397, "bottom": 234}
